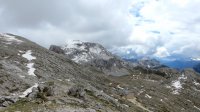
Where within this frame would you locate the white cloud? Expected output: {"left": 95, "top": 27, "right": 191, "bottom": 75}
{"left": 121, "top": 0, "right": 200, "bottom": 58}
{"left": 154, "top": 47, "right": 170, "bottom": 58}
{"left": 0, "top": 0, "right": 200, "bottom": 59}
{"left": 0, "top": 0, "right": 133, "bottom": 48}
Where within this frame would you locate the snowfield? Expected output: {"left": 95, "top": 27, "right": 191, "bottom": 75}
{"left": 0, "top": 33, "right": 23, "bottom": 43}
{"left": 171, "top": 74, "right": 187, "bottom": 94}
{"left": 22, "top": 50, "right": 37, "bottom": 76}
{"left": 22, "top": 50, "right": 36, "bottom": 61}
{"left": 19, "top": 83, "right": 38, "bottom": 98}
{"left": 27, "top": 63, "right": 36, "bottom": 76}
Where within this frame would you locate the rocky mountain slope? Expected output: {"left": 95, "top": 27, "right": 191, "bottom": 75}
{"left": 50, "top": 40, "right": 135, "bottom": 76}
{"left": 124, "top": 57, "right": 166, "bottom": 69}
{"left": 0, "top": 34, "right": 200, "bottom": 112}
{"left": 0, "top": 33, "right": 140, "bottom": 112}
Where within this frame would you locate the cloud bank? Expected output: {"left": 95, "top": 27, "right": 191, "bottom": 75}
{"left": 0, "top": 0, "right": 200, "bottom": 59}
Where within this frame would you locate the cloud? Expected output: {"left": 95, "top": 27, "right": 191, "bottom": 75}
{"left": 124, "top": 0, "right": 200, "bottom": 59}
{"left": 154, "top": 47, "right": 170, "bottom": 58}
{"left": 0, "top": 0, "right": 133, "bottom": 48}
{"left": 0, "top": 0, "right": 200, "bottom": 59}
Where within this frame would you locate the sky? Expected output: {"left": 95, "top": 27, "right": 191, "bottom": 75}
{"left": 0, "top": 0, "right": 200, "bottom": 59}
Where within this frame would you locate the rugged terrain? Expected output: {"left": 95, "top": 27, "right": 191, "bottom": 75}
{"left": 0, "top": 34, "right": 200, "bottom": 112}
{"left": 50, "top": 40, "right": 135, "bottom": 76}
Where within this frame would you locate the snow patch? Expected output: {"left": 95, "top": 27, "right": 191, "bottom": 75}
{"left": 57, "top": 79, "right": 62, "bottom": 81}
{"left": 114, "top": 99, "right": 119, "bottom": 102}
{"left": 22, "top": 50, "right": 37, "bottom": 76}
{"left": 72, "top": 53, "right": 89, "bottom": 63}
{"left": 65, "top": 40, "right": 84, "bottom": 49}
{"left": 22, "top": 50, "right": 36, "bottom": 61}
{"left": 0, "top": 33, "right": 23, "bottom": 43}
{"left": 65, "top": 79, "right": 71, "bottom": 82}
{"left": 89, "top": 46, "right": 102, "bottom": 54}
{"left": 4, "top": 56, "right": 9, "bottom": 59}
{"left": 18, "top": 50, "right": 24, "bottom": 53}
{"left": 178, "top": 73, "right": 187, "bottom": 80}
{"left": 165, "top": 85, "right": 171, "bottom": 89}
{"left": 171, "top": 73, "right": 187, "bottom": 94}
{"left": 172, "top": 81, "right": 181, "bottom": 94}
{"left": 194, "top": 106, "right": 200, "bottom": 111}
{"left": 137, "top": 90, "right": 145, "bottom": 95}
{"left": 117, "top": 85, "right": 124, "bottom": 90}
{"left": 123, "top": 104, "right": 129, "bottom": 107}
{"left": 19, "top": 75, "right": 25, "bottom": 78}
{"left": 145, "top": 94, "right": 152, "bottom": 99}
{"left": 19, "top": 83, "right": 38, "bottom": 98}
{"left": 194, "top": 80, "right": 200, "bottom": 86}
{"left": 27, "top": 63, "right": 36, "bottom": 76}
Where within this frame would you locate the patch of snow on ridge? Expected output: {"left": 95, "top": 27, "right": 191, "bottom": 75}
{"left": 145, "top": 94, "right": 152, "bottom": 99}
{"left": 22, "top": 50, "right": 36, "bottom": 61}
{"left": 194, "top": 80, "right": 200, "bottom": 86}
{"left": 22, "top": 50, "right": 37, "bottom": 76}
{"left": 0, "top": 33, "right": 23, "bottom": 43}
{"left": 171, "top": 73, "right": 187, "bottom": 94}
{"left": 27, "top": 63, "right": 36, "bottom": 76}
{"left": 172, "top": 81, "right": 182, "bottom": 94}
{"left": 117, "top": 85, "right": 124, "bottom": 90}
{"left": 178, "top": 73, "right": 187, "bottom": 80}
{"left": 194, "top": 106, "right": 200, "bottom": 111}
{"left": 72, "top": 53, "right": 89, "bottom": 63}
{"left": 89, "top": 45, "right": 102, "bottom": 54}
{"left": 65, "top": 40, "right": 85, "bottom": 49}
{"left": 19, "top": 83, "right": 38, "bottom": 98}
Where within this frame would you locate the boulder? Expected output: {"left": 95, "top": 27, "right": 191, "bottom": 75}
{"left": 68, "top": 85, "right": 85, "bottom": 99}
{"left": 49, "top": 45, "right": 65, "bottom": 54}
{"left": 0, "top": 97, "right": 17, "bottom": 107}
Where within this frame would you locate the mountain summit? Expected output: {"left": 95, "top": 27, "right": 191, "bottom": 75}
{"left": 50, "top": 40, "right": 135, "bottom": 76}
{"left": 62, "top": 40, "right": 114, "bottom": 63}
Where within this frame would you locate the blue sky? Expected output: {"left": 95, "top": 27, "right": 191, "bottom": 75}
{"left": 0, "top": 0, "right": 200, "bottom": 60}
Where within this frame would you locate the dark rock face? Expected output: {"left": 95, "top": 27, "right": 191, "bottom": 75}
{"left": 49, "top": 45, "right": 65, "bottom": 54}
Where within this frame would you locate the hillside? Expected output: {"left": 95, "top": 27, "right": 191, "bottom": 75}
{"left": 0, "top": 34, "right": 200, "bottom": 112}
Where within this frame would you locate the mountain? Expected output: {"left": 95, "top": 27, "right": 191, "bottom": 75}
{"left": 158, "top": 58, "right": 200, "bottom": 74}
{"left": 0, "top": 34, "right": 140, "bottom": 112}
{"left": 1, "top": 34, "right": 200, "bottom": 112}
{"left": 159, "top": 59, "right": 200, "bottom": 70}
{"left": 50, "top": 40, "right": 135, "bottom": 76}
{"left": 124, "top": 57, "right": 166, "bottom": 69}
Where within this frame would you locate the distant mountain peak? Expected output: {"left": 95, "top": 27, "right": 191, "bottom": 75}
{"left": 50, "top": 40, "right": 134, "bottom": 76}
{"left": 62, "top": 40, "right": 114, "bottom": 63}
